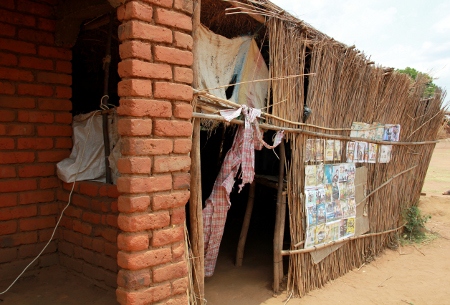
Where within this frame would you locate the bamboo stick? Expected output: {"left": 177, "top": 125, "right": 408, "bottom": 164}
{"left": 281, "top": 225, "right": 404, "bottom": 256}
{"left": 235, "top": 181, "right": 256, "bottom": 267}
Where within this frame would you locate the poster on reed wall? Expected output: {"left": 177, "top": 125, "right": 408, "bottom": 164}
{"left": 304, "top": 163, "right": 357, "bottom": 248}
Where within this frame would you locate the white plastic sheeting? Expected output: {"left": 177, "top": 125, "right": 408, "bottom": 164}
{"left": 56, "top": 111, "right": 121, "bottom": 184}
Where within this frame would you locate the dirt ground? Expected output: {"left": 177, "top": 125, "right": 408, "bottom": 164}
{"left": 0, "top": 140, "right": 448, "bottom": 305}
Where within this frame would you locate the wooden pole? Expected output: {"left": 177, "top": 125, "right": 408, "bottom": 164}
{"left": 102, "top": 11, "right": 113, "bottom": 184}
{"left": 189, "top": 118, "right": 204, "bottom": 303}
{"left": 273, "top": 140, "right": 286, "bottom": 293}
{"left": 189, "top": 0, "right": 204, "bottom": 303}
{"left": 235, "top": 181, "right": 256, "bottom": 267}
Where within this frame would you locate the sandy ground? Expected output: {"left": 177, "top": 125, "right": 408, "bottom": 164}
{"left": 206, "top": 139, "right": 450, "bottom": 305}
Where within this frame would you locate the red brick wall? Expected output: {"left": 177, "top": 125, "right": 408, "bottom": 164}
{"left": 57, "top": 181, "right": 119, "bottom": 288}
{"left": 0, "top": 0, "right": 72, "bottom": 278}
{"left": 115, "top": 0, "right": 193, "bottom": 304}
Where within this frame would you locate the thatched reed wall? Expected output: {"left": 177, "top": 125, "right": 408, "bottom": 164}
{"left": 196, "top": 0, "right": 446, "bottom": 298}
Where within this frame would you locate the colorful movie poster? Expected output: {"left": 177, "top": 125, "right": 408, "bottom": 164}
{"left": 305, "top": 225, "right": 316, "bottom": 248}
{"left": 346, "top": 141, "right": 356, "bottom": 163}
{"left": 368, "top": 143, "right": 377, "bottom": 163}
{"left": 334, "top": 140, "right": 342, "bottom": 161}
{"left": 378, "top": 145, "right": 392, "bottom": 163}
{"left": 315, "top": 139, "right": 325, "bottom": 161}
{"left": 324, "top": 164, "right": 333, "bottom": 184}
{"left": 383, "top": 124, "right": 401, "bottom": 142}
{"left": 316, "top": 163, "right": 324, "bottom": 186}
{"left": 315, "top": 224, "right": 327, "bottom": 245}
{"left": 325, "top": 139, "right": 334, "bottom": 161}
{"left": 316, "top": 203, "right": 326, "bottom": 225}
{"left": 305, "top": 139, "right": 314, "bottom": 163}
{"left": 305, "top": 165, "right": 317, "bottom": 187}
{"left": 346, "top": 217, "right": 356, "bottom": 235}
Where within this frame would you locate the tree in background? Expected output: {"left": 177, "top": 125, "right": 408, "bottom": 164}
{"left": 397, "top": 67, "right": 438, "bottom": 98}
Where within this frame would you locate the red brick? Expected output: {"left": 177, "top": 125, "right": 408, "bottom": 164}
{"left": 174, "top": 67, "right": 193, "bottom": 84}
{"left": 172, "top": 277, "right": 188, "bottom": 295}
{"left": 0, "top": 152, "right": 34, "bottom": 165}
{"left": 0, "top": 231, "right": 37, "bottom": 248}
{"left": 173, "top": 139, "right": 191, "bottom": 154}
{"left": 55, "top": 86, "right": 71, "bottom": 98}
{"left": 118, "top": 99, "right": 171, "bottom": 117}
{"left": 117, "top": 211, "right": 170, "bottom": 232}
{"left": 0, "top": 123, "right": 34, "bottom": 136}
{"left": 0, "top": 10, "right": 36, "bottom": 27}
{"left": 153, "top": 120, "right": 192, "bottom": 137}
{"left": 0, "top": 66, "right": 34, "bottom": 81}
{"left": 38, "top": 98, "right": 72, "bottom": 111}
{"left": 37, "top": 125, "right": 72, "bottom": 136}
{"left": 154, "top": 46, "right": 193, "bottom": 66}
{"left": 59, "top": 241, "right": 74, "bottom": 256}
{"left": 82, "top": 212, "right": 101, "bottom": 224}
{"left": 116, "top": 284, "right": 171, "bottom": 305}
{"left": 121, "top": 138, "right": 173, "bottom": 156}
{"left": 172, "top": 241, "right": 184, "bottom": 259}
{"left": 154, "top": 8, "right": 192, "bottom": 31}
{"left": 117, "top": 248, "right": 172, "bottom": 270}
{"left": 119, "top": 40, "right": 152, "bottom": 61}
{"left": 117, "top": 233, "right": 149, "bottom": 251}
{"left": 0, "top": 193, "right": 17, "bottom": 207}
{"left": 18, "top": 84, "right": 53, "bottom": 97}
{"left": 17, "top": 138, "right": 53, "bottom": 150}
{"left": 0, "top": 81, "right": 15, "bottom": 94}
{"left": 37, "top": 150, "right": 70, "bottom": 162}
{"left": 19, "top": 55, "right": 53, "bottom": 70}
{"left": 0, "top": 0, "right": 14, "bottom": 9}
{"left": 107, "top": 185, "right": 119, "bottom": 198}
{"left": 96, "top": 227, "right": 118, "bottom": 243}
{"left": 54, "top": 113, "right": 72, "bottom": 124}
{"left": 118, "top": 20, "right": 172, "bottom": 43}
{"left": 173, "top": 102, "right": 192, "bottom": 119}
{"left": 117, "top": 269, "right": 151, "bottom": 290}
{"left": 0, "top": 138, "right": 14, "bottom": 150}
{"left": 0, "top": 51, "right": 17, "bottom": 66}
{"left": 152, "top": 226, "right": 184, "bottom": 247}
{"left": 0, "top": 166, "right": 15, "bottom": 178}
{"left": 0, "top": 97, "right": 35, "bottom": 109}
{"left": 79, "top": 182, "right": 99, "bottom": 197}
{"left": 141, "top": 0, "right": 173, "bottom": 8}
{"left": 37, "top": 72, "right": 72, "bottom": 85}
{"left": 0, "top": 248, "right": 17, "bottom": 264}
{"left": 117, "top": 175, "right": 172, "bottom": 194}
{"left": 18, "top": 111, "right": 54, "bottom": 123}
{"left": 159, "top": 294, "right": 188, "bottom": 305}
{"left": 19, "top": 216, "right": 56, "bottom": 231}
{"left": 172, "top": 172, "right": 190, "bottom": 190}
{"left": 38, "top": 227, "right": 57, "bottom": 242}
{"left": 174, "top": 31, "right": 193, "bottom": 50}
{"left": 153, "top": 260, "right": 187, "bottom": 282}
{"left": 118, "top": 59, "right": 171, "bottom": 80}
{"left": 118, "top": 195, "right": 150, "bottom": 213}
{"left": 154, "top": 82, "right": 193, "bottom": 101}
{"left": 18, "top": 164, "right": 54, "bottom": 177}
{"left": 106, "top": 214, "right": 118, "bottom": 227}
{"left": 64, "top": 206, "right": 82, "bottom": 218}
{"left": 71, "top": 194, "right": 90, "bottom": 209}
{"left": 73, "top": 219, "right": 92, "bottom": 235}
{"left": 39, "top": 177, "right": 59, "bottom": 189}
{"left": 17, "top": 0, "right": 53, "bottom": 17}
{"left": 0, "top": 220, "right": 17, "bottom": 235}
{"left": 18, "top": 28, "right": 54, "bottom": 45}
{"left": 63, "top": 230, "right": 82, "bottom": 246}
{"left": 121, "top": 1, "right": 153, "bottom": 22}
{"left": 55, "top": 137, "right": 72, "bottom": 148}
{"left": 18, "top": 241, "right": 57, "bottom": 258}
{"left": 118, "top": 79, "right": 152, "bottom": 97}
{"left": 117, "top": 157, "right": 151, "bottom": 174}
{"left": 0, "top": 110, "right": 15, "bottom": 122}
{"left": 174, "top": 0, "right": 193, "bottom": 14}
{"left": 39, "top": 202, "right": 59, "bottom": 215}
{"left": 55, "top": 60, "right": 72, "bottom": 73}
{"left": 154, "top": 155, "right": 191, "bottom": 173}
{"left": 92, "top": 238, "right": 105, "bottom": 253}
{"left": 171, "top": 207, "right": 186, "bottom": 225}
{"left": 37, "top": 17, "right": 56, "bottom": 31}
{"left": 38, "top": 46, "right": 71, "bottom": 60}
{"left": 117, "top": 118, "right": 152, "bottom": 136}
{"left": 152, "top": 191, "right": 190, "bottom": 210}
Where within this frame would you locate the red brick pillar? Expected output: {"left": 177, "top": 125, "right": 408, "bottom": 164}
{"left": 115, "top": 0, "right": 193, "bottom": 304}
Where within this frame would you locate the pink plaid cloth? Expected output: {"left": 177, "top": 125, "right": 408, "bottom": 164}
{"left": 203, "top": 106, "right": 283, "bottom": 276}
